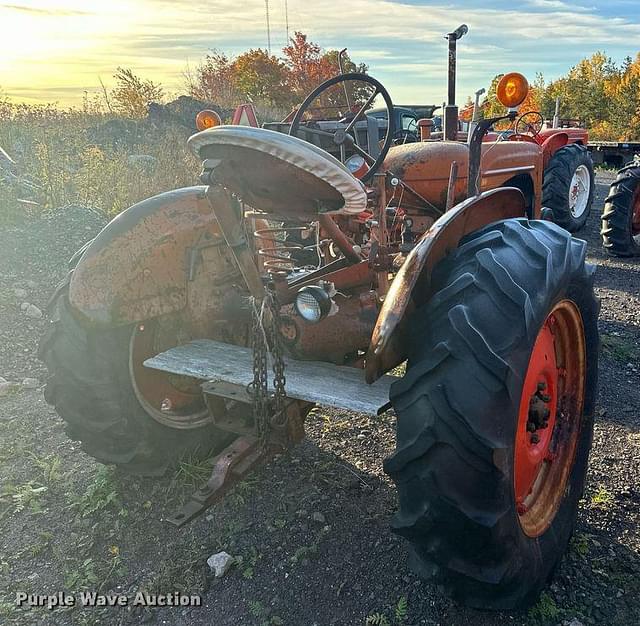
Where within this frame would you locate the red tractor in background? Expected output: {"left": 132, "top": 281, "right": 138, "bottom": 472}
{"left": 492, "top": 110, "right": 593, "bottom": 232}
{"left": 40, "top": 26, "right": 599, "bottom": 610}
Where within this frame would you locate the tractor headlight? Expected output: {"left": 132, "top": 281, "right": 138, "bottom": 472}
{"left": 295, "top": 285, "right": 331, "bottom": 323}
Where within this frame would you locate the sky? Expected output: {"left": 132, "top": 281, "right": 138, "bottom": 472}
{"left": 1, "top": 0, "right": 639, "bottom": 107}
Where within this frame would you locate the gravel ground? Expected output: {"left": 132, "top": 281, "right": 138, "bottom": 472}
{"left": 0, "top": 173, "right": 639, "bottom": 626}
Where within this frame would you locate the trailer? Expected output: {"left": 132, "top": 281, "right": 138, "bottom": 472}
{"left": 588, "top": 140, "right": 640, "bottom": 169}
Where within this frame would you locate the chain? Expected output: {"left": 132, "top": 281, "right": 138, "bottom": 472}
{"left": 268, "top": 289, "right": 287, "bottom": 429}
{"left": 249, "top": 286, "right": 287, "bottom": 447}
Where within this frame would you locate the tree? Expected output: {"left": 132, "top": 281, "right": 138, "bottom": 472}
{"left": 186, "top": 32, "right": 369, "bottom": 119}
{"left": 186, "top": 51, "right": 241, "bottom": 109}
{"left": 110, "top": 68, "right": 164, "bottom": 119}
{"left": 539, "top": 52, "right": 618, "bottom": 136}
{"left": 233, "top": 49, "right": 291, "bottom": 108}
{"left": 283, "top": 32, "right": 333, "bottom": 99}
{"left": 605, "top": 53, "right": 640, "bottom": 140}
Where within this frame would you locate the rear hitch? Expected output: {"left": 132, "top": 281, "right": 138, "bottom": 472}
{"left": 165, "top": 436, "right": 272, "bottom": 527}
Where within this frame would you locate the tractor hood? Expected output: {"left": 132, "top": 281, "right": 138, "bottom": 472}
{"left": 382, "top": 140, "right": 543, "bottom": 210}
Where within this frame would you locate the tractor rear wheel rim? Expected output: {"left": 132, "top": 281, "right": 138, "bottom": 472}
{"left": 129, "top": 320, "right": 213, "bottom": 429}
{"left": 514, "top": 300, "right": 586, "bottom": 538}
{"left": 569, "top": 164, "right": 590, "bottom": 218}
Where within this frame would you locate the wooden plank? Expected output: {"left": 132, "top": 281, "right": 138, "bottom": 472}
{"left": 144, "top": 339, "right": 396, "bottom": 416}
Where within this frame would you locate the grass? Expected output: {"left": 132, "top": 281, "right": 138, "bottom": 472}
{"left": 364, "top": 597, "right": 409, "bottom": 626}
{"left": 527, "top": 592, "right": 561, "bottom": 624}
{"left": 570, "top": 531, "right": 591, "bottom": 557}
{"left": 591, "top": 485, "right": 614, "bottom": 508}
{"left": 73, "top": 466, "right": 123, "bottom": 517}
{"left": 0, "top": 98, "right": 199, "bottom": 224}
{"left": 601, "top": 332, "right": 638, "bottom": 363}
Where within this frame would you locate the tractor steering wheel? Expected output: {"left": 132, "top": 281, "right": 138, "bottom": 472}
{"left": 289, "top": 73, "right": 395, "bottom": 183}
{"left": 515, "top": 111, "right": 544, "bottom": 138}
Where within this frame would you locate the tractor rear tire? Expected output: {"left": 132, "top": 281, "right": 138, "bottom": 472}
{"left": 542, "top": 144, "right": 594, "bottom": 232}
{"left": 601, "top": 163, "right": 640, "bottom": 257}
{"left": 39, "top": 284, "right": 234, "bottom": 476}
{"left": 385, "top": 218, "right": 599, "bottom": 609}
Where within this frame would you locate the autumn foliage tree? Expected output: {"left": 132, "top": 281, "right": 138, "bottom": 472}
{"left": 186, "top": 32, "right": 368, "bottom": 118}
{"left": 507, "top": 52, "right": 640, "bottom": 141}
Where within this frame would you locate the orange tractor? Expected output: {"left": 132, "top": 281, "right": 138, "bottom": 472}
{"left": 40, "top": 26, "right": 599, "bottom": 609}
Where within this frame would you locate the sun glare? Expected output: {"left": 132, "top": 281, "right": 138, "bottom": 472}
{"left": 1, "top": 1, "right": 133, "bottom": 102}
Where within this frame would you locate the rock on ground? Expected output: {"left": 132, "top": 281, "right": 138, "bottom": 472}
{"left": 206, "top": 552, "right": 234, "bottom": 578}
{"left": 24, "top": 304, "right": 43, "bottom": 319}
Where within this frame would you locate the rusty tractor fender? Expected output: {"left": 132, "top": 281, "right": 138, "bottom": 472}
{"left": 365, "top": 187, "right": 527, "bottom": 382}
{"left": 68, "top": 186, "right": 242, "bottom": 328}
{"left": 541, "top": 131, "right": 569, "bottom": 169}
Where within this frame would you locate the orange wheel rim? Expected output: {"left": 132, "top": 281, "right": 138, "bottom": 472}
{"left": 129, "top": 320, "right": 212, "bottom": 429}
{"left": 514, "top": 300, "right": 586, "bottom": 537}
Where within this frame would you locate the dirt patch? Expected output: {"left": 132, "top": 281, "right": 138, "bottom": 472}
{"left": 1, "top": 174, "right": 639, "bottom": 626}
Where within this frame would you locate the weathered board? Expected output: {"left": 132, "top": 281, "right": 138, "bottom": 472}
{"left": 144, "top": 339, "right": 397, "bottom": 416}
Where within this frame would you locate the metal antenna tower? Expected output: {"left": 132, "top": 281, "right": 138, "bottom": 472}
{"left": 265, "top": 0, "right": 272, "bottom": 54}
{"left": 284, "top": 0, "right": 289, "bottom": 43}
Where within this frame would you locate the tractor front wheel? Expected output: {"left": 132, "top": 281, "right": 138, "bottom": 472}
{"left": 39, "top": 284, "right": 234, "bottom": 475}
{"left": 385, "top": 218, "right": 599, "bottom": 609}
{"left": 542, "top": 144, "right": 594, "bottom": 232}
{"left": 601, "top": 163, "right": 640, "bottom": 257}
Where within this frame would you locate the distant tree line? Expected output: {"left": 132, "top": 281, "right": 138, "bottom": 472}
{"left": 106, "top": 39, "right": 639, "bottom": 141}
{"left": 466, "top": 52, "right": 640, "bottom": 140}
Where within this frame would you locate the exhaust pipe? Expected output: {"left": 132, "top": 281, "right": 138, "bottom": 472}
{"left": 444, "top": 24, "right": 468, "bottom": 141}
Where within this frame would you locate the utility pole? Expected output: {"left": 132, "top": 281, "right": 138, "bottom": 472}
{"left": 265, "top": 0, "right": 271, "bottom": 54}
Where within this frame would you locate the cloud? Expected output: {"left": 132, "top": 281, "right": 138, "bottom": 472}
{"left": 1, "top": 2, "right": 91, "bottom": 15}
{"left": 4, "top": 0, "right": 640, "bottom": 105}
{"left": 525, "top": 0, "right": 593, "bottom": 11}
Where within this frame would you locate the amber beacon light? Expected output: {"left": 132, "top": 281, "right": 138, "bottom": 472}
{"left": 195, "top": 110, "right": 222, "bottom": 131}
{"left": 496, "top": 72, "right": 529, "bottom": 108}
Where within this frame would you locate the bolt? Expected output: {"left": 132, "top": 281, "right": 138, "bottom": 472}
{"left": 160, "top": 398, "right": 173, "bottom": 412}
{"left": 530, "top": 433, "right": 540, "bottom": 444}
{"left": 526, "top": 421, "right": 537, "bottom": 432}
{"left": 537, "top": 382, "right": 547, "bottom": 392}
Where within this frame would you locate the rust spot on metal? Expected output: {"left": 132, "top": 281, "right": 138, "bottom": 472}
{"left": 70, "top": 186, "right": 226, "bottom": 327}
